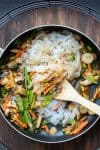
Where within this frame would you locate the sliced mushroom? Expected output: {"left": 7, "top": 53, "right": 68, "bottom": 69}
{"left": 82, "top": 53, "right": 94, "bottom": 64}
{"left": 50, "top": 127, "right": 57, "bottom": 135}
{"left": 79, "top": 105, "right": 88, "bottom": 114}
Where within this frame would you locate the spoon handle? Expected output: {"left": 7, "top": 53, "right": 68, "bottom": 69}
{"left": 74, "top": 93, "right": 100, "bottom": 116}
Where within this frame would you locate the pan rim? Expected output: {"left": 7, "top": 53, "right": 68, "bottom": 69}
{"left": 1, "top": 24, "right": 100, "bottom": 53}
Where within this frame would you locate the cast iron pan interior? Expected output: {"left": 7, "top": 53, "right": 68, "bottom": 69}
{"left": 0, "top": 25, "right": 100, "bottom": 143}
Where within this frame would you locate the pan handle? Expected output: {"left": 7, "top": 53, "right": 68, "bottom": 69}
{"left": 0, "top": 48, "right": 4, "bottom": 57}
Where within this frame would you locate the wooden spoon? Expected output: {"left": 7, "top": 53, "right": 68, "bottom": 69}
{"left": 55, "top": 80, "right": 100, "bottom": 116}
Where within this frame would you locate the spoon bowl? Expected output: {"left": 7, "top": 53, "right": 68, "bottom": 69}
{"left": 55, "top": 80, "right": 100, "bottom": 116}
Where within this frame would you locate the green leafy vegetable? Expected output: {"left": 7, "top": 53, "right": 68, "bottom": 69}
{"left": 0, "top": 87, "right": 7, "bottom": 98}
{"left": 87, "top": 45, "right": 93, "bottom": 53}
{"left": 41, "top": 119, "right": 49, "bottom": 125}
{"left": 23, "top": 67, "right": 36, "bottom": 109}
{"left": 10, "top": 56, "right": 15, "bottom": 61}
{"left": 26, "top": 90, "right": 34, "bottom": 103}
{"left": 30, "top": 93, "right": 36, "bottom": 109}
{"left": 32, "top": 119, "right": 37, "bottom": 129}
{"left": 69, "top": 118, "right": 76, "bottom": 125}
{"left": 41, "top": 93, "right": 52, "bottom": 107}
{"left": 69, "top": 52, "right": 75, "bottom": 61}
{"left": 26, "top": 90, "right": 36, "bottom": 109}
{"left": 16, "top": 91, "right": 36, "bottom": 113}
{"left": 64, "top": 130, "right": 71, "bottom": 135}
{"left": 86, "top": 74, "right": 98, "bottom": 84}
{"left": 11, "top": 63, "right": 18, "bottom": 71}
{"left": 16, "top": 98, "right": 24, "bottom": 113}
{"left": 80, "top": 85, "right": 85, "bottom": 92}
{"left": 16, "top": 67, "right": 36, "bottom": 114}
{"left": 22, "top": 110, "right": 33, "bottom": 130}
{"left": 91, "top": 61, "right": 96, "bottom": 69}
{"left": 82, "top": 63, "right": 87, "bottom": 72}
{"left": 24, "top": 67, "right": 30, "bottom": 89}
{"left": 23, "top": 97, "right": 29, "bottom": 110}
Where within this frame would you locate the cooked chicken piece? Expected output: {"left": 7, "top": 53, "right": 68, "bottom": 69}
{"left": 0, "top": 77, "right": 9, "bottom": 85}
{"left": 15, "top": 85, "right": 25, "bottom": 95}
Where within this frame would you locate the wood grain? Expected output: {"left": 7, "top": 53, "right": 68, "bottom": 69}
{"left": 0, "top": 7, "right": 100, "bottom": 150}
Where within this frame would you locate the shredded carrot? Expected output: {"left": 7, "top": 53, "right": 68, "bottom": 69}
{"left": 29, "top": 71, "right": 36, "bottom": 77}
{"left": 70, "top": 120, "right": 88, "bottom": 135}
{"left": 15, "top": 50, "right": 24, "bottom": 58}
{"left": 11, "top": 114, "right": 27, "bottom": 128}
{"left": 87, "top": 64, "right": 92, "bottom": 73}
{"left": 29, "top": 110, "right": 37, "bottom": 119}
{"left": 93, "top": 87, "right": 100, "bottom": 99}
{"left": 82, "top": 92, "right": 89, "bottom": 99}
{"left": 52, "top": 101, "right": 63, "bottom": 111}
{"left": 82, "top": 72, "right": 86, "bottom": 78}
{"left": 44, "top": 84, "right": 54, "bottom": 95}
{"left": 78, "top": 116, "right": 87, "bottom": 124}
{"left": 82, "top": 64, "right": 92, "bottom": 78}
{"left": 1, "top": 94, "right": 10, "bottom": 111}
{"left": 43, "top": 81, "right": 54, "bottom": 94}
{"left": 41, "top": 125, "right": 50, "bottom": 134}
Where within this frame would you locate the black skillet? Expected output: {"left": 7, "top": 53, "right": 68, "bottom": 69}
{"left": 0, "top": 25, "right": 100, "bottom": 143}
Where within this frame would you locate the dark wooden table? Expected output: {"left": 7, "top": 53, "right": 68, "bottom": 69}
{"left": 0, "top": 7, "right": 100, "bottom": 150}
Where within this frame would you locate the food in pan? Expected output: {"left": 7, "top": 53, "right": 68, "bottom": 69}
{"left": 0, "top": 31, "right": 99, "bottom": 135}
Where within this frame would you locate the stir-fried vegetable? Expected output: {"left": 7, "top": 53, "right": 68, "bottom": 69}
{"left": 70, "top": 120, "right": 88, "bottom": 135}
{"left": 82, "top": 63, "right": 87, "bottom": 72}
{"left": 86, "top": 73, "right": 98, "bottom": 84}
{"left": 69, "top": 118, "right": 76, "bottom": 125}
{"left": 87, "top": 45, "right": 93, "bottom": 53}
{"left": 8, "top": 62, "right": 19, "bottom": 71}
{"left": 0, "top": 87, "right": 7, "bottom": 98}
{"left": 24, "top": 67, "right": 30, "bottom": 89}
{"left": 1, "top": 94, "right": 10, "bottom": 111}
{"left": 0, "top": 31, "right": 99, "bottom": 136}
{"left": 41, "top": 125, "right": 50, "bottom": 134}
{"left": 41, "top": 119, "right": 49, "bottom": 126}
{"left": 11, "top": 114, "right": 27, "bottom": 129}
{"left": 16, "top": 98, "right": 24, "bottom": 113}
{"left": 69, "top": 52, "right": 75, "bottom": 61}
{"left": 29, "top": 110, "right": 37, "bottom": 119}
{"left": 26, "top": 90, "right": 36, "bottom": 109}
{"left": 22, "top": 111, "right": 33, "bottom": 130}
{"left": 41, "top": 92, "right": 52, "bottom": 107}
{"left": 18, "top": 67, "right": 37, "bottom": 110}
